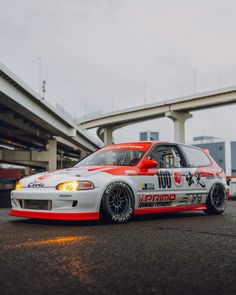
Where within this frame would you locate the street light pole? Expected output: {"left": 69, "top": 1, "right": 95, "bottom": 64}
{"left": 38, "top": 57, "right": 42, "bottom": 97}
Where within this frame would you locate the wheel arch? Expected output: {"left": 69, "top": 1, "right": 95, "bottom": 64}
{"left": 207, "top": 181, "right": 226, "bottom": 196}
{"left": 205, "top": 181, "right": 227, "bottom": 215}
{"left": 98, "top": 179, "right": 136, "bottom": 213}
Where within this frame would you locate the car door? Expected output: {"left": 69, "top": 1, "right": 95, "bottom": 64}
{"left": 178, "top": 144, "right": 212, "bottom": 206}
{"left": 138, "top": 144, "right": 187, "bottom": 208}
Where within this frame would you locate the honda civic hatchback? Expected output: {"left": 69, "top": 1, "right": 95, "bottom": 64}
{"left": 10, "top": 141, "right": 229, "bottom": 223}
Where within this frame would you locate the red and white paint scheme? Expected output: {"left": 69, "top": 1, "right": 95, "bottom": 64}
{"left": 10, "top": 142, "right": 229, "bottom": 223}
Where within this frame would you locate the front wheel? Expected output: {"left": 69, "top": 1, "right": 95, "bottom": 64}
{"left": 100, "top": 182, "right": 134, "bottom": 223}
{"left": 205, "top": 184, "right": 226, "bottom": 215}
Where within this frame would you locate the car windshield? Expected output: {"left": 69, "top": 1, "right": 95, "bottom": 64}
{"left": 75, "top": 148, "right": 145, "bottom": 167}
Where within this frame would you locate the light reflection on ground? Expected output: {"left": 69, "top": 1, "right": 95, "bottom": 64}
{"left": 4, "top": 235, "right": 88, "bottom": 249}
{"left": 3, "top": 235, "right": 93, "bottom": 285}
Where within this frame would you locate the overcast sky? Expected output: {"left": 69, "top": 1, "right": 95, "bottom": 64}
{"left": 1, "top": 0, "right": 236, "bottom": 143}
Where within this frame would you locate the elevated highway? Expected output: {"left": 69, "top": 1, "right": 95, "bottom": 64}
{"left": 80, "top": 86, "right": 236, "bottom": 145}
{"left": 0, "top": 63, "right": 101, "bottom": 170}
{"left": 2, "top": 60, "right": 236, "bottom": 170}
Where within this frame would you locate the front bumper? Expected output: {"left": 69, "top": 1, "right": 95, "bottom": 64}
{"left": 9, "top": 209, "right": 99, "bottom": 220}
{"left": 10, "top": 187, "right": 102, "bottom": 221}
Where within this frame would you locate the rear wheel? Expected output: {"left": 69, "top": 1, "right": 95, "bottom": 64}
{"left": 100, "top": 182, "right": 134, "bottom": 223}
{"left": 205, "top": 184, "right": 226, "bottom": 215}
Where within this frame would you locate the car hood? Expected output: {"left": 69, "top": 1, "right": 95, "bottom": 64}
{"left": 20, "top": 166, "right": 124, "bottom": 188}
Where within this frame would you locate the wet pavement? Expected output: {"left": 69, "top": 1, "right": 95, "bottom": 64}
{"left": 0, "top": 202, "right": 236, "bottom": 295}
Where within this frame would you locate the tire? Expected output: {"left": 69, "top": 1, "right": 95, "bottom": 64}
{"left": 205, "top": 184, "right": 226, "bottom": 215}
{"left": 100, "top": 182, "right": 134, "bottom": 223}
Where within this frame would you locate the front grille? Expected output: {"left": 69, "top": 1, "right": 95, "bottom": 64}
{"left": 21, "top": 200, "right": 52, "bottom": 211}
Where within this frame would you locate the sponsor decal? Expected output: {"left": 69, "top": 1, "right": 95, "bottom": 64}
{"left": 34, "top": 174, "right": 51, "bottom": 183}
{"left": 28, "top": 173, "right": 51, "bottom": 188}
{"left": 185, "top": 171, "right": 206, "bottom": 188}
{"left": 180, "top": 193, "right": 207, "bottom": 205}
{"left": 59, "top": 194, "right": 72, "bottom": 198}
{"left": 28, "top": 182, "right": 45, "bottom": 188}
{"left": 140, "top": 183, "right": 155, "bottom": 190}
{"left": 111, "top": 145, "right": 141, "bottom": 149}
{"left": 156, "top": 170, "right": 172, "bottom": 189}
{"left": 104, "top": 145, "right": 149, "bottom": 150}
{"left": 138, "top": 193, "right": 176, "bottom": 208}
{"left": 194, "top": 171, "right": 206, "bottom": 188}
{"left": 124, "top": 170, "right": 137, "bottom": 175}
{"left": 172, "top": 170, "right": 183, "bottom": 187}
{"left": 186, "top": 171, "right": 194, "bottom": 186}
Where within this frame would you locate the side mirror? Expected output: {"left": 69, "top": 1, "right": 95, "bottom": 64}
{"left": 140, "top": 159, "right": 157, "bottom": 169}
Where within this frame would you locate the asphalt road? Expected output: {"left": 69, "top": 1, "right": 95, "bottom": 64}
{"left": 0, "top": 202, "right": 236, "bottom": 295}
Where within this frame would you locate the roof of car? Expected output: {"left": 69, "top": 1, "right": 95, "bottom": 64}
{"left": 110, "top": 141, "right": 166, "bottom": 145}
{"left": 101, "top": 141, "right": 168, "bottom": 151}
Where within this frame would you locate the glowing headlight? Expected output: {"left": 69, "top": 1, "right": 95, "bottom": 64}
{"left": 56, "top": 181, "right": 94, "bottom": 191}
{"left": 15, "top": 181, "right": 22, "bottom": 190}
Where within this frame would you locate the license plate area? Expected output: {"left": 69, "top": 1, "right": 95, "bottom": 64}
{"left": 22, "top": 200, "right": 52, "bottom": 211}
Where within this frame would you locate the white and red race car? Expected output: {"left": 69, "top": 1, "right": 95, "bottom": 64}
{"left": 10, "top": 142, "right": 229, "bottom": 223}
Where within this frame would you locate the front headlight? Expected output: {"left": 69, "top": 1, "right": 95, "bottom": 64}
{"left": 56, "top": 181, "right": 94, "bottom": 191}
{"left": 15, "top": 181, "right": 22, "bottom": 190}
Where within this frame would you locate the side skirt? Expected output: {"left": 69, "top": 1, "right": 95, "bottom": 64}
{"left": 134, "top": 204, "right": 207, "bottom": 215}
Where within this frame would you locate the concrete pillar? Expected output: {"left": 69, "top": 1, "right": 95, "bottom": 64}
{"left": 103, "top": 127, "right": 113, "bottom": 146}
{"left": 165, "top": 111, "right": 192, "bottom": 143}
{"left": 47, "top": 139, "right": 57, "bottom": 170}
{"left": 80, "top": 149, "right": 88, "bottom": 159}
{"left": 24, "top": 167, "right": 32, "bottom": 176}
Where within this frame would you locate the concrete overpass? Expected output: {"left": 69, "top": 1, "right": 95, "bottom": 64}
{"left": 0, "top": 62, "right": 101, "bottom": 170}
{"left": 79, "top": 86, "right": 236, "bottom": 145}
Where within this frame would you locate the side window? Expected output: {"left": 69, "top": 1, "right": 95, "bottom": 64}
{"left": 147, "top": 145, "right": 184, "bottom": 168}
{"left": 180, "top": 145, "right": 212, "bottom": 167}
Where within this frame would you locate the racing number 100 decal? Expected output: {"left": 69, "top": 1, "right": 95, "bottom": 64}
{"left": 156, "top": 171, "right": 172, "bottom": 189}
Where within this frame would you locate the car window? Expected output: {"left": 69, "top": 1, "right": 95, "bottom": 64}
{"left": 180, "top": 145, "right": 212, "bottom": 167}
{"left": 147, "top": 145, "right": 184, "bottom": 168}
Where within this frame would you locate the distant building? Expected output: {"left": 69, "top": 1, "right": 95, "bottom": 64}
{"left": 192, "top": 135, "right": 217, "bottom": 142}
{"left": 139, "top": 131, "right": 159, "bottom": 141}
{"left": 192, "top": 137, "right": 236, "bottom": 177}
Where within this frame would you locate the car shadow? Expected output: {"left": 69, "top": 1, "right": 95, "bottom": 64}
{"left": 132, "top": 211, "right": 207, "bottom": 223}
{"left": 9, "top": 210, "right": 208, "bottom": 227}
{"left": 9, "top": 218, "right": 102, "bottom": 227}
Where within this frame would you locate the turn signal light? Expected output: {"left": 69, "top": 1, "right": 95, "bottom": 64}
{"left": 56, "top": 181, "right": 94, "bottom": 191}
